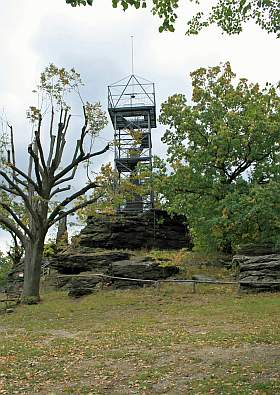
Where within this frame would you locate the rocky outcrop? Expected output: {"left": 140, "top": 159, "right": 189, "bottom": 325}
{"left": 111, "top": 258, "right": 179, "bottom": 289}
{"left": 78, "top": 209, "right": 191, "bottom": 250}
{"left": 57, "top": 259, "right": 179, "bottom": 297}
{"left": 233, "top": 244, "right": 280, "bottom": 293}
{"left": 51, "top": 251, "right": 131, "bottom": 274}
{"left": 44, "top": 209, "right": 188, "bottom": 296}
{"left": 235, "top": 243, "right": 280, "bottom": 257}
{"left": 6, "top": 209, "right": 186, "bottom": 297}
{"left": 49, "top": 251, "right": 179, "bottom": 297}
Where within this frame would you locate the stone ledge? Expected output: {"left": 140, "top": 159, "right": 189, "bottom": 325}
{"left": 234, "top": 250, "right": 280, "bottom": 293}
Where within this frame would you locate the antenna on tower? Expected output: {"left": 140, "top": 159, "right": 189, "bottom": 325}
{"left": 131, "top": 35, "right": 134, "bottom": 75}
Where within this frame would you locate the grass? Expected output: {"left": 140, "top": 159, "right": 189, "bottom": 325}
{"left": 0, "top": 280, "right": 280, "bottom": 394}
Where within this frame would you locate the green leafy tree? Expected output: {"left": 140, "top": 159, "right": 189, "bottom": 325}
{"left": 66, "top": 0, "right": 280, "bottom": 37}
{"left": 75, "top": 161, "right": 153, "bottom": 221}
{"left": 0, "top": 64, "right": 109, "bottom": 302}
{"left": 157, "top": 62, "right": 280, "bottom": 251}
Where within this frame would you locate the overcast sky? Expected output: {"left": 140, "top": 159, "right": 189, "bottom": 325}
{"left": 0, "top": 0, "right": 279, "bottom": 251}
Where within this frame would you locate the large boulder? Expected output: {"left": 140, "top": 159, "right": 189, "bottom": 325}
{"left": 68, "top": 275, "right": 101, "bottom": 298}
{"left": 233, "top": 245, "right": 280, "bottom": 293}
{"left": 78, "top": 209, "right": 191, "bottom": 250}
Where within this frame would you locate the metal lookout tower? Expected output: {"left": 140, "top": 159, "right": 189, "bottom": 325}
{"left": 108, "top": 73, "right": 156, "bottom": 212}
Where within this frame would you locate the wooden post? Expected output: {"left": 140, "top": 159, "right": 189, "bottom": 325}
{"left": 192, "top": 281, "right": 196, "bottom": 294}
{"left": 236, "top": 281, "right": 241, "bottom": 296}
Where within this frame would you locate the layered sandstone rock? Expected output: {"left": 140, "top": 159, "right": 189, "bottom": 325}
{"left": 78, "top": 209, "right": 191, "bottom": 250}
{"left": 233, "top": 244, "right": 280, "bottom": 293}
{"left": 52, "top": 254, "right": 179, "bottom": 297}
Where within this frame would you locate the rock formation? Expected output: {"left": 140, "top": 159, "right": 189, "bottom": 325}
{"left": 77, "top": 209, "right": 191, "bottom": 250}
{"left": 233, "top": 244, "right": 280, "bottom": 293}
{"left": 51, "top": 252, "right": 179, "bottom": 297}
{"left": 51, "top": 251, "right": 131, "bottom": 274}
{"left": 47, "top": 209, "right": 188, "bottom": 297}
{"left": 7, "top": 209, "right": 188, "bottom": 297}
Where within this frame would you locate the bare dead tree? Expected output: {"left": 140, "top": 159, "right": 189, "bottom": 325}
{"left": 0, "top": 65, "right": 109, "bottom": 302}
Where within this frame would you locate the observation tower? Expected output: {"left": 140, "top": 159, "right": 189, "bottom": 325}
{"left": 108, "top": 73, "right": 156, "bottom": 212}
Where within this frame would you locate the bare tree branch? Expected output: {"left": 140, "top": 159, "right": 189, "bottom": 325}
{"left": 62, "top": 109, "right": 68, "bottom": 130}
{"left": 28, "top": 144, "right": 42, "bottom": 190}
{"left": 59, "top": 107, "right": 63, "bottom": 124}
{"left": 53, "top": 144, "right": 109, "bottom": 184}
{"left": 47, "top": 134, "right": 56, "bottom": 168}
{"left": 7, "top": 163, "right": 39, "bottom": 192}
{"left": 0, "top": 202, "right": 32, "bottom": 239}
{"left": 0, "top": 170, "right": 37, "bottom": 218}
{"left": 0, "top": 214, "right": 26, "bottom": 246}
{"left": 63, "top": 114, "right": 71, "bottom": 137}
{"left": 79, "top": 106, "right": 88, "bottom": 157}
{"left": 53, "top": 140, "right": 80, "bottom": 187}
{"left": 49, "top": 106, "right": 54, "bottom": 138}
{"left": 85, "top": 143, "right": 110, "bottom": 160}
{"left": 13, "top": 175, "right": 28, "bottom": 189}
{"left": 50, "top": 110, "right": 66, "bottom": 173}
{"left": 49, "top": 195, "right": 101, "bottom": 227}
{"left": 53, "top": 113, "right": 72, "bottom": 168}
{"left": 8, "top": 229, "right": 17, "bottom": 248}
{"left": 8, "top": 124, "right": 16, "bottom": 181}
{"left": 48, "top": 182, "right": 99, "bottom": 225}
{"left": 0, "top": 183, "right": 21, "bottom": 196}
{"left": 50, "top": 185, "right": 71, "bottom": 199}
{"left": 35, "top": 115, "right": 47, "bottom": 173}
{"left": 56, "top": 137, "right": 66, "bottom": 168}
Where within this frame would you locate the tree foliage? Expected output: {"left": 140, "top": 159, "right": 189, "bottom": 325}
{"left": 157, "top": 62, "right": 280, "bottom": 251}
{"left": 75, "top": 161, "right": 153, "bottom": 221}
{"left": 66, "top": 0, "right": 280, "bottom": 37}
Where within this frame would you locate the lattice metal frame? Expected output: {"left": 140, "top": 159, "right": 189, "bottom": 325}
{"left": 108, "top": 74, "right": 156, "bottom": 212}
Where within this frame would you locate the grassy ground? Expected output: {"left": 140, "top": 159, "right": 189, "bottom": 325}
{"left": 0, "top": 279, "right": 280, "bottom": 394}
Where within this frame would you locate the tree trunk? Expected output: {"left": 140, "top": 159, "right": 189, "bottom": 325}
{"left": 22, "top": 231, "right": 46, "bottom": 303}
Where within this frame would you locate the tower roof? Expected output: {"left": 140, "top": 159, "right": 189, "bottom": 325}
{"left": 108, "top": 74, "right": 156, "bottom": 109}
